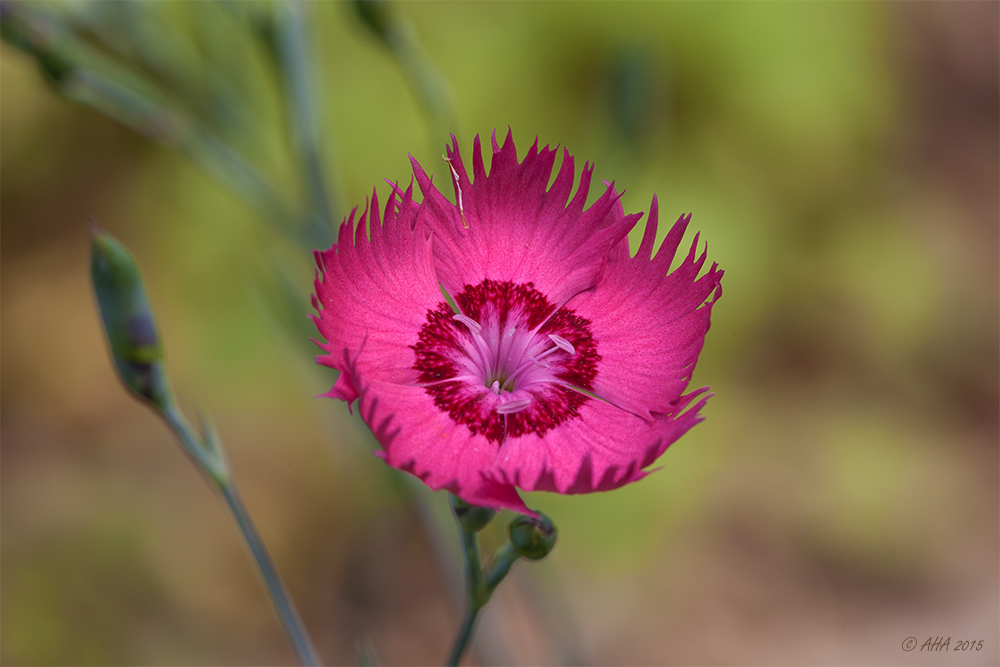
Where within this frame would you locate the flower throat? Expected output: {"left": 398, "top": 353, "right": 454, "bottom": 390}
{"left": 412, "top": 280, "right": 600, "bottom": 443}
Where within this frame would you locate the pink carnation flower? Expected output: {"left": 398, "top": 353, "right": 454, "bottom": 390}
{"left": 312, "top": 131, "right": 722, "bottom": 515}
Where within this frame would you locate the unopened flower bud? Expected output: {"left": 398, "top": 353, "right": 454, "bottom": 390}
{"left": 450, "top": 494, "right": 496, "bottom": 533}
{"left": 90, "top": 225, "right": 171, "bottom": 409}
{"left": 509, "top": 512, "right": 557, "bottom": 560}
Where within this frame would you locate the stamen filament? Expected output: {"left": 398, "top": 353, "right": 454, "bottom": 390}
{"left": 504, "top": 336, "right": 577, "bottom": 389}
{"left": 453, "top": 313, "right": 494, "bottom": 378}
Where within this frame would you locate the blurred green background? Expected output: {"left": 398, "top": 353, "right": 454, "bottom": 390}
{"left": 2, "top": 1, "right": 997, "bottom": 665}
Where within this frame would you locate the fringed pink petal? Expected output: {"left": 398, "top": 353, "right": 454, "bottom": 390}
{"left": 569, "top": 197, "right": 724, "bottom": 419}
{"left": 488, "top": 390, "right": 712, "bottom": 495}
{"left": 411, "top": 130, "right": 641, "bottom": 307}
{"left": 312, "top": 184, "right": 443, "bottom": 405}
{"left": 354, "top": 376, "right": 532, "bottom": 514}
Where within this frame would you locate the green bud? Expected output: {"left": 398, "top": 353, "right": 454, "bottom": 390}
{"left": 90, "top": 224, "right": 172, "bottom": 409}
{"left": 450, "top": 494, "right": 496, "bottom": 533}
{"left": 508, "top": 512, "right": 558, "bottom": 561}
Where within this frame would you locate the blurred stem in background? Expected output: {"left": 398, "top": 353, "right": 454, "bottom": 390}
{"left": 274, "top": 0, "right": 337, "bottom": 251}
{"left": 351, "top": 0, "right": 457, "bottom": 151}
{"left": 90, "top": 227, "right": 322, "bottom": 667}
{"left": 0, "top": 0, "right": 458, "bottom": 341}
{"left": 0, "top": 1, "right": 300, "bottom": 239}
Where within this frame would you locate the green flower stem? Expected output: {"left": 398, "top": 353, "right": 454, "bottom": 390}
{"left": 444, "top": 603, "right": 480, "bottom": 667}
{"left": 220, "top": 482, "right": 322, "bottom": 667}
{"left": 91, "top": 229, "right": 320, "bottom": 665}
{"left": 456, "top": 514, "right": 486, "bottom": 607}
{"left": 445, "top": 495, "right": 522, "bottom": 667}
{"left": 161, "top": 403, "right": 229, "bottom": 488}
{"left": 160, "top": 403, "right": 321, "bottom": 667}
{"left": 445, "top": 499, "right": 483, "bottom": 666}
{"left": 483, "top": 542, "right": 520, "bottom": 593}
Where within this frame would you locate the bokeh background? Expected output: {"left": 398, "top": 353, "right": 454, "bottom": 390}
{"left": 2, "top": 1, "right": 997, "bottom": 665}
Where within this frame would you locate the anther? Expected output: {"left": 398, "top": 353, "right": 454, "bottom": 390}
{"left": 530, "top": 334, "right": 577, "bottom": 367}
{"left": 548, "top": 334, "right": 575, "bottom": 355}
